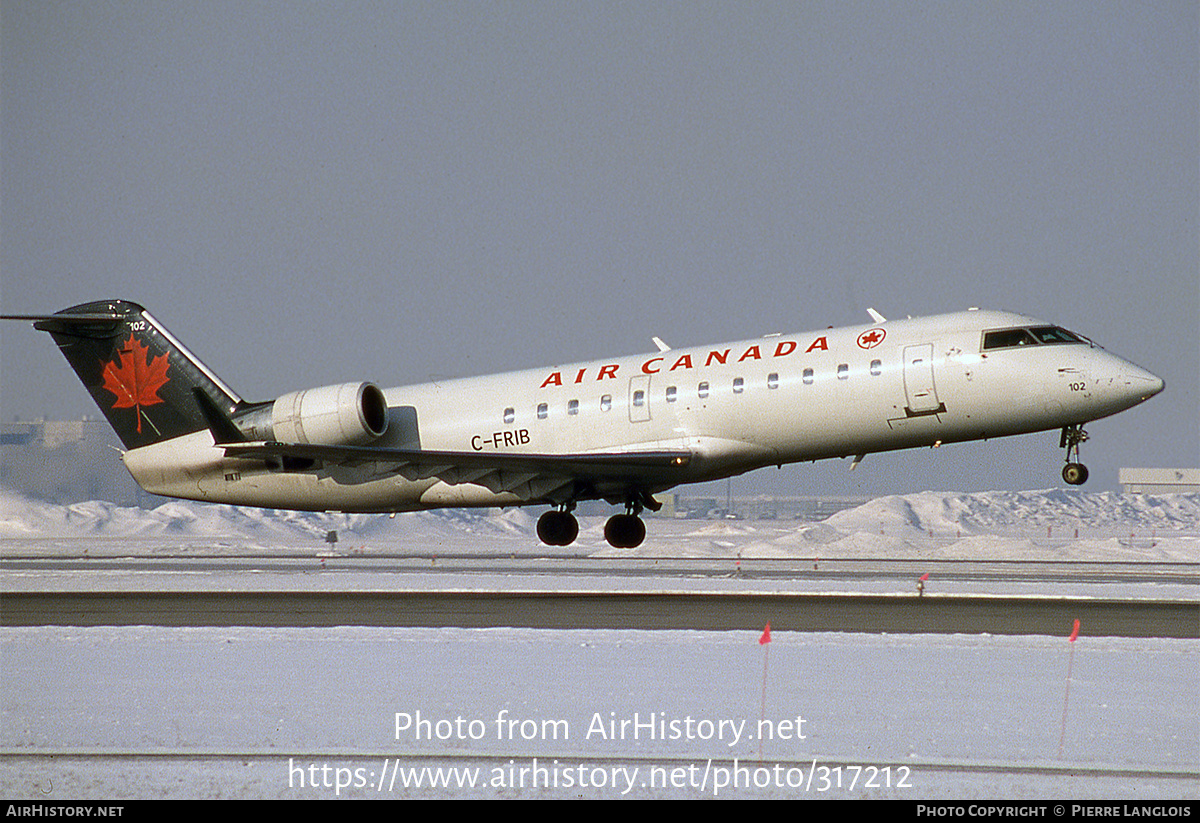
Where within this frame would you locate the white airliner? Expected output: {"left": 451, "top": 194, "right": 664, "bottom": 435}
{"left": 4, "top": 301, "right": 1163, "bottom": 547}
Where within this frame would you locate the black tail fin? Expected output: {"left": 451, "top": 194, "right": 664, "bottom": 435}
{"left": 14, "top": 300, "right": 244, "bottom": 450}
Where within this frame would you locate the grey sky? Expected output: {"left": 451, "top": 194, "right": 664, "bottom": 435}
{"left": 2, "top": 2, "right": 1196, "bottom": 498}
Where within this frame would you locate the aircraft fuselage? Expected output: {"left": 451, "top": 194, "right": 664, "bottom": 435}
{"left": 119, "top": 309, "right": 1163, "bottom": 514}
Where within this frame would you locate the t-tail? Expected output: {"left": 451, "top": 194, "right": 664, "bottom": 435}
{"left": 6, "top": 300, "right": 245, "bottom": 450}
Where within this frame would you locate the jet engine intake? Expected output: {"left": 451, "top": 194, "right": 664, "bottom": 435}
{"left": 267, "top": 382, "right": 389, "bottom": 445}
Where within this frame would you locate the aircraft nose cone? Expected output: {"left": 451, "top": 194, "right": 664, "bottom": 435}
{"left": 1084, "top": 352, "right": 1165, "bottom": 417}
{"left": 1147, "top": 374, "right": 1165, "bottom": 398}
{"left": 1126, "top": 366, "right": 1164, "bottom": 400}
{"left": 1110, "top": 362, "right": 1165, "bottom": 408}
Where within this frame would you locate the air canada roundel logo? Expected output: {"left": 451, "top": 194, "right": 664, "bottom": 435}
{"left": 857, "top": 328, "right": 886, "bottom": 349}
{"left": 100, "top": 334, "right": 170, "bottom": 433}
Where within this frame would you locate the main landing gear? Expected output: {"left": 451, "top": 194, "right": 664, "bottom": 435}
{"left": 1060, "top": 424, "right": 1090, "bottom": 486}
{"left": 537, "top": 494, "right": 659, "bottom": 548}
{"left": 604, "top": 511, "right": 646, "bottom": 549}
{"left": 536, "top": 506, "right": 579, "bottom": 546}
{"left": 603, "top": 493, "right": 660, "bottom": 549}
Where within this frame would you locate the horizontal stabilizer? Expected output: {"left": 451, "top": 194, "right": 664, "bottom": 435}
{"left": 1, "top": 311, "right": 127, "bottom": 324}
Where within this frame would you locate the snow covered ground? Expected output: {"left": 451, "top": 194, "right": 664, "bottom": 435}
{"left": 2, "top": 627, "right": 1196, "bottom": 799}
{"left": 1, "top": 489, "right": 1197, "bottom": 799}
{"left": 2, "top": 488, "right": 1198, "bottom": 565}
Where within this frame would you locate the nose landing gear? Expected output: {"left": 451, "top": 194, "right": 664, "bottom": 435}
{"left": 1060, "top": 424, "right": 1090, "bottom": 485}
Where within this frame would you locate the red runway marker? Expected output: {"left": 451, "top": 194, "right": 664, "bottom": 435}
{"left": 758, "top": 622, "right": 771, "bottom": 762}
{"left": 1059, "top": 619, "right": 1081, "bottom": 758}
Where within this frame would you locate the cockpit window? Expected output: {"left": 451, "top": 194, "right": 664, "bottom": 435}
{"left": 982, "top": 326, "right": 1086, "bottom": 351}
{"left": 982, "top": 328, "right": 1039, "bottom": 349}
{"left": 1029, "top": 326, "right": 1085, "bottom": 344}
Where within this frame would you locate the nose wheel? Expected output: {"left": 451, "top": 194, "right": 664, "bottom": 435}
{"left": 1060, "top": 424, "right": 1090, "bottom": 485}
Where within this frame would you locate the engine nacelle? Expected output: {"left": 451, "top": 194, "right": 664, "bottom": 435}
{"left": 267, "top": 382, "right": 389, "bottom": 445}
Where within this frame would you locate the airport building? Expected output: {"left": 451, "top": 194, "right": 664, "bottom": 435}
{"left": 1119, "top": 468, "right": 1200, "bottom": 494}
{"left": 1, "top": 419, "right": 156, "bottom": 506}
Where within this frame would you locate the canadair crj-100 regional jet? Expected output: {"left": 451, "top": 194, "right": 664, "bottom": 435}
{"left": 5, "top": 301, "right": 1163, "bottom": 548}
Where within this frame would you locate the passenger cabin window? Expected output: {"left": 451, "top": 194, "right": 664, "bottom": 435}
{"left": 632, "top": 390, "right": 645, "bottom": 407}
{"left": 504, "top": 407, "right": 515, "bottom": 424}
{"left": 767, "top": 373, "right": 779, "bottom": 389}
{"left": 870, "top": 359, "right": 882, "bottom": 376}
{"left": 568, "top": 399, "right": 579, "bottom": 415}
{"left": 837, "top": 364, "right": 849, "bottom": 380}
{"left": 665, "top": 386, "right": 677, "bottom": 402}
{"left": 537, "top": 402, "right": 548, "bottom": 420}
{"left": 732, "top": 377, "right": 744, "bottom": 394}
{"left": 600, "top": 394, "right": 612, "bottom": 412}
{"left": 803, "top": 368, "right": 814, "bottom": 385}
{"left": 698, "top": 382, "right": 709, "bottom": 399}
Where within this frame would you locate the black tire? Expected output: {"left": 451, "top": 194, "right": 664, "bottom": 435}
{"left": 604, "top": 514, "right": 646, "bottom": 548}
{"left": 1062, "top": 463, "right": 1089, "bottom": 485}
{"left": 559, "top": 512, "right": 579, "bottom": 545}
{"left": 537, "top": 510, "right": 579, "bottom": 545}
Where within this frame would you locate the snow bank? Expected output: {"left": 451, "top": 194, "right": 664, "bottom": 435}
{"left": 827, "top": 489, "right": 1200, "bottom": 537}
{"left": 2, "top": 486, "right": 1196, "bottom": 562}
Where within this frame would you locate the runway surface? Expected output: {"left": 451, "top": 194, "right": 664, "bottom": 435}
{"left": 3, "top": 555, "right": 1196, "bottom": 637}
{"left": 3, "top": 589, "right": 1197, "bottom": 636}
{"left": 5, "top": 553, "right": 1199, "bottom": 585}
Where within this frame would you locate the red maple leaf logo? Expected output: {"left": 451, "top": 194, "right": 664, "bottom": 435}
{"left": 857, "top": 328, "right": 886, "bottom": 349}
{"left": 100, "top": 335, "right": 169, "bottom": 433}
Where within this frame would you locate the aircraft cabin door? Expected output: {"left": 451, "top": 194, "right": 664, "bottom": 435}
{"left": 629, "top": 375, "right": 651, "bottom": 423}
{"left": 902, "top": 344, "right": 943, "bottom": 416}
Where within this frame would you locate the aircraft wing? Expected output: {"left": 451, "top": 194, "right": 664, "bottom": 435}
{"left": 219, "top": 441, "right": 692, "bottom": 502}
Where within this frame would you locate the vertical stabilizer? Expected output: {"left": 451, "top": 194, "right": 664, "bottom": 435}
{"left": 22, "top": 300, "right": 243, "bottom": 450}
